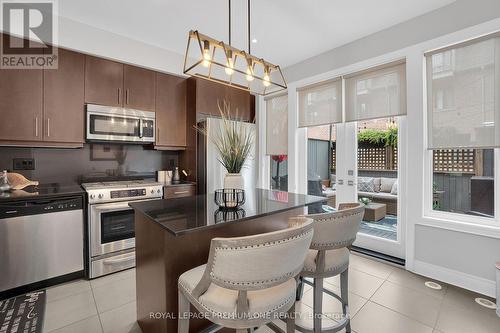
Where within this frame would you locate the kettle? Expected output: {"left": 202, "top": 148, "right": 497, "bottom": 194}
{"left": 172, "top": 167, "right": 181, "bottom": 184}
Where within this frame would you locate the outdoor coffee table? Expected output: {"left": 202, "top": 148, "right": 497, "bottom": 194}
{"left": 363, "top": 202, "right": 387, "bottom": 221}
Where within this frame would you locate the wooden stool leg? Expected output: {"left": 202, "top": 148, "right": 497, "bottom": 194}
{"left": 178, "top": 290, "right": 190, "bottom": 333}
{"left": 313, "top": 277, "right": 323, "bottom": 333}
{"left": 340, "top": 269, "right": 350, "bottom": 333}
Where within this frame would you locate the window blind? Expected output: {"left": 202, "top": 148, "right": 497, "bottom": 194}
{"left": 298, "top": 78, "right": 342, "bottom": 127}
{"left": 266, "top": 94, "right": 288, "bottom": 155}
{"left": 426, "top": 36, "right": 500, "bottom": 149}
{"left": 345, "top": 61, "right": 406, "bottom": 122}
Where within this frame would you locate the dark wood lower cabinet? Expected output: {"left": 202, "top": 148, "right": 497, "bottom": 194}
{"left": 43, "top": 48, "right": 85, "bottom": 144}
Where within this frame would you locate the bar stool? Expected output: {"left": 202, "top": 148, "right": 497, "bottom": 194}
{"left": 177, "top": 217, "right": 314, "bottom": 333}
{"left": 297, "top": 203, "right": 364, "bottom": 333}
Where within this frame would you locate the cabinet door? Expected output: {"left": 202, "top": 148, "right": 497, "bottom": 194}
{"left": 43, "top": 49, "right": 85, "bottom": 143}
{"left": 0, "top": 67, "right": 42, "bottom": 142}
{"left": 228, "top": 86, "right": 252, "bottom": 121}
{"left": 123, "top": 65, "right": 156, "bottom": 111}
{"left": 194, "top": 78, "right": 226, "bottom": 117}
{"left": 194, "top": 78, "right": 252, "bottom": 121}
{"left": 156, "top": 73, "right": 186, "bottom": 147}
{"left": 85, "top": 56, "right": 123, "bottom": 106}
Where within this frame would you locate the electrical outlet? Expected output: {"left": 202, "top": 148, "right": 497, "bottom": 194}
{"left": 13, "top": 158, "right": 35, "bottom": 170}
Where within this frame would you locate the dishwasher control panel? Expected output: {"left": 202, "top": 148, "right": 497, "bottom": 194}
{"left": 0, "top": 197, "right": 83, "bottom": 219}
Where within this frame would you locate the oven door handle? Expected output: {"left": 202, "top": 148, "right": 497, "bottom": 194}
{"left": 92, "top": 203, "right": 133, "bottom": 213}
{"left": 103, "top": 253, "right": 135, "bottom": 265}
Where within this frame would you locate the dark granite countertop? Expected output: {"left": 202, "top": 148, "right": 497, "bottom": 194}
{"left": 0, "top": 183, "right": 85, "bottom": 202}
{"left": 129, "top": 188, "right": 327, "bottom": 236}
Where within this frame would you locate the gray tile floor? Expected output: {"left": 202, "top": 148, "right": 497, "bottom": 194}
{"left": 42, "top": 253, "right": 499, "bottom": 333}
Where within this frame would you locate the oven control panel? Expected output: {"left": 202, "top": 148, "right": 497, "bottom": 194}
{"left": 110, "top": 189, "right": 147, "bottom": 199}
{"left": 86, "top": 185, "right": 163, "bottom": 204}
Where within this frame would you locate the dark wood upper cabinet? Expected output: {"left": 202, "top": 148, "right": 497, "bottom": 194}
{"left": 190, "top": 78, "right": 253, "bottom": 121}
{"left": 0, "top": 67, "right": 42, "bottom": 142}
{"left": 123, "top": 65, "right": 156, "bottom": 111}
{"left": 43, "top": 48, "right": 85, "bottom": 143}
{"left": 85, "top": 56, "right": 124, "bottom": 106}
{"left": 156, "top": 73, "right": 187, "bottom": 148}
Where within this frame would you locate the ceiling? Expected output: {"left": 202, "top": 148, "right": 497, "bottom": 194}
{"left": 59, "top": 0, "right": 456, "bottom": 68}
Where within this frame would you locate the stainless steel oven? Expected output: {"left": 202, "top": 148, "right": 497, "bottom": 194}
{"left": 86, "top": 104, "right": 155, "bottom": 143}
{"left": 83, "top": 181, "right": 163, "bottom": 278}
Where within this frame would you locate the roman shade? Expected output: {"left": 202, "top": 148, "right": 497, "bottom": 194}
{"left": 426, "top": 35, "right": 500, "bottom": 149}
{"left": 266, "top": 94, "right": 288, "bottom": 155}
{"left": 298, "top": 78, "right": 342, "bottom": 127}
{"left": 345, "top": 61, "right": 406, "bottom": 122}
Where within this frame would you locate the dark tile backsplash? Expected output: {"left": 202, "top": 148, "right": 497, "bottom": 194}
{"left": 0, "top": 144, "right": 179, "bottom": 185}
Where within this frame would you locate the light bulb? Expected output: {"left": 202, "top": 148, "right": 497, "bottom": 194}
{"left": 225, "top": 52, "right": 234, "bottom": 75}
{"left": 263, "top": 67, "right": 271, "bottom": 87}
{"left": 246, "top": 67, "right": 254, "bottom": 81}
{"left": 202, "top": 40, "right": 211, "bottom": 67}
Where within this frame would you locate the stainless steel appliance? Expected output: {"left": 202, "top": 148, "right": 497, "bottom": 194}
{"left": 82, "top": 180, "right": 163, "bottom": 278}
{"left": 0, "top": 196, "right": 84, "bottom": 293}
{"left": 86, "top": 104, "right": 155, "bottom": 143}
{"left": 197, "top": 117, "right": 256, "bottom": 194}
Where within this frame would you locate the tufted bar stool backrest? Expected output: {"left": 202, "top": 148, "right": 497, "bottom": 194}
{"left": 203, "top": 217, "right": 314, "bottom": 292}
{"left": 305, "top": 203, "right": 364, "bottom": 251}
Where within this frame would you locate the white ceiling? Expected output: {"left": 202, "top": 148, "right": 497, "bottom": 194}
{"left": 59, "top": 0, "right": 456, "bottom": 68}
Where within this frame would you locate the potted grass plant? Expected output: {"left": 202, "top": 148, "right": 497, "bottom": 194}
{"left": 196, "top": 100, "right": 254, "bottom": 190}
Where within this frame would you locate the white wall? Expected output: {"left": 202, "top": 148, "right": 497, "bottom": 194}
{"left": 260, "top": 1, "right": 500, "bottom": 297}
{"left": 283, "top": 0, "right": 500, "bottom": 83}
{"left": 0, "top": 15, "right": 186, "bottom": 76}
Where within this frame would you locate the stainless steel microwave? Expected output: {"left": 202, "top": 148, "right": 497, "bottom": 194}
{"left": 86, "top": 104, "right": 155, "bottom": 143}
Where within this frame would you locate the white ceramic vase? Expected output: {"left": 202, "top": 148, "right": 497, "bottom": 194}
{"left": 224, "top": 173, "right": 244, "bottom": 190}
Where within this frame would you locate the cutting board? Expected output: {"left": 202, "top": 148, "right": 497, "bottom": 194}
{"left": 7, "top": 172, "right": 39, "bottom": 190}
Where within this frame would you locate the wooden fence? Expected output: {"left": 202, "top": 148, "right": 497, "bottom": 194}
{"left": 309, "top": 140, "right": 491, "bottom": 214}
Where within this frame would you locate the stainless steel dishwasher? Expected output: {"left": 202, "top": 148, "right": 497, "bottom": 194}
{"left": 0, "top": 196, "right": 84, "bottom": 294}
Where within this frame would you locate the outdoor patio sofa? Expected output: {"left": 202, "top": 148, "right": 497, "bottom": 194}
{"left": 319, "top": 176, "right": 398, "bottom": 216}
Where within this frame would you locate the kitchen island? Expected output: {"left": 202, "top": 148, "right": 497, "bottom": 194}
{"left": 130, "top": 188, "right": 326, "bottom": 333}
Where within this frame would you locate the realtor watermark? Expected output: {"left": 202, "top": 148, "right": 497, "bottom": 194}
{"left": 0, "top": 0, "right": 58, "bottom": 69}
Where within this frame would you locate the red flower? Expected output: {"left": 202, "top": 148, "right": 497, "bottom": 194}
{"left": 271, "top": 155, "right": 288, "bottom": 163}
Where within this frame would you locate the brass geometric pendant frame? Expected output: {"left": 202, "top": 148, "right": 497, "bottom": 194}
{"left": 183, "top": 30, "right": 287, "bottom": 96}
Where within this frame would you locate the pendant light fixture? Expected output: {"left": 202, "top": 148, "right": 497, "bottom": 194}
{"left": 183, "top": 0, "right": 287, "bottom": 95}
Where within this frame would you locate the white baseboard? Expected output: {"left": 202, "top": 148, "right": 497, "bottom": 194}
{"left": 413, "top": 260, "right": 496, "bottom": 298}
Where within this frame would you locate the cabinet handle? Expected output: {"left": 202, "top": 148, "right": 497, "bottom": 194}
{"left": 126, "top": 89, "right": 129, "bottom": 105}
{"left": 174, "top": 191, "right": 190, "bottom": 195}
{"left": 35, "top": 117, "right": 38, "bottom": 137}
{"left": 47, "top": 118, "right": 50, "bottom": 137}
{"left": 118, "top": 88, "right": 121, "bottom": 105}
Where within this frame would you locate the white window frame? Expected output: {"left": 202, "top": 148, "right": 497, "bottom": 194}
{"left": 423, "top": 44, "right": 500, "bottom": 229}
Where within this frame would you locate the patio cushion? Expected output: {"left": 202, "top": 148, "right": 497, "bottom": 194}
{"left": 373, "top": 177, "right": 382, "bottom": 192}
{"left": 380, "top": 177, "right": 396, "bottom": 193}
{"left": 358, "top": 177, "right": 375, "bottom": 192}
{"left": 391, "top": 181, "right": 398, "bottom": 195}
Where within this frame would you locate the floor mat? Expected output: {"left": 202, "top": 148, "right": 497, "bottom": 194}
{"left": 0, "top": 290, "right": 46, "bottom": 333}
